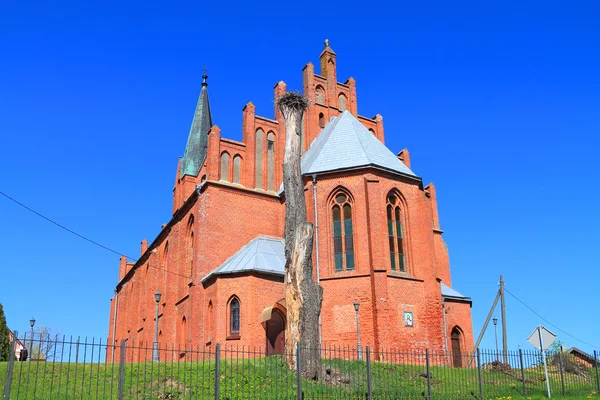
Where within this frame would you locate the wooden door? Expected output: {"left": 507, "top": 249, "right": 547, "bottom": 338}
{"left": 451, "top": 328, "right": 462, "bottom": 368}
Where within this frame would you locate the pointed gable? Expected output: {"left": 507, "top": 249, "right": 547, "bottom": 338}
{"left": 301, "top": 110, "right": 417, "bottom": 177}
{"left": 180, "top": 74, "right": 213, "bottom": 178}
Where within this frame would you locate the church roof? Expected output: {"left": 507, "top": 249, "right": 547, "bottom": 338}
{"left": 180, "top": 74, "right": 212, "bottom": 178}
{"left": 441, "top": 283, "right": 471, "bottom": 302}
{"left": 201, "top": 236, "right": 285, "bottom": 283}
{"left": 301, "top": 110, "right": 417, "bottom": 177}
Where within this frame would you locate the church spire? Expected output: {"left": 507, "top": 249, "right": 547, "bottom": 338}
{"left": 180, "top": 68, "right": 213, "bottom": 178}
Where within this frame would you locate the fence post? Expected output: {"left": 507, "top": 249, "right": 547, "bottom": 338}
{"left": 519, "top": 349, "right": 527, "bottom": 397}
{"left": 118, "top": 339, "right": 126, "bottom": 400}
{"left": 214, "top": 344, "right": 220, "bottom": 400}
{"left": 366, "top": 346, "right": 372, "bottom": 400}
{"left": 477, "top": 348, "right": 483, "bottom": 400}
{"left": 595, "top": 350, "right": 600, "bottom": 393}
{"left": 296, "top": 343, "right": 302, "bottom": 400}
{"left": 425, "top": 349, "right": 432, "bottom": 400}
{"left": 3, "top": 336, "right": 17, "bottom": 399}
{"left": 557, "top": 352, "right": 565, "bottom": 396}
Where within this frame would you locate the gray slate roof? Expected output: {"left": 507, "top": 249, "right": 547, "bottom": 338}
{"left": 301, "top": 110, "right": 417, "bottom": 177}
{"left": 201, "top": 236, "right": 285, "bottom": 283}
{"left": 441, "top": 283, "right": 471, "bottom": 301}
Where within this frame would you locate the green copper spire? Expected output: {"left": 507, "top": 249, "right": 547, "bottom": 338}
{"left": 180, "top": 71, "right": 212, "bottom": 178}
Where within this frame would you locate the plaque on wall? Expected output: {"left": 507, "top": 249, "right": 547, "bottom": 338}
{"left": 404, "top": 311, "right": 414, "bottom": 327}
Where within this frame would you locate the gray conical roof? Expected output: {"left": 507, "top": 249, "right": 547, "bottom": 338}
{"left": 180, "top": 75, "right": 212, "bottom": 178}
{"left": 301, "top": 111, "right": 416, "bottom": 177}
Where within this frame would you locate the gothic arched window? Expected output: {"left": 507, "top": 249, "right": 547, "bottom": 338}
{"left": 267, "top": 132, "right": 275, "bottom": 191}
{"left": 332, "top": 191, "right": 354, "bottom": 271}
{"left": 319, "top": 113, "right": 325, "bottom": 128}
{"left": 229, "top": 297, "right": 240, "bottom": 335}
{"left": 387, "top": 193, "right": 405, "bottom": 272}
{"left": 338, "top": 93, "right": 347, "bottom": 111}
{"left": 220, "top": 152, "right": 230, "bottom": 182}
{"left": 315, "top": 85, "right": 325, "bottom": 105}
{"left": 233, "top": 155, "right": 242, "bottom": 184}
{"left": 255, "top": 129, "right": 264, "bottom": 189}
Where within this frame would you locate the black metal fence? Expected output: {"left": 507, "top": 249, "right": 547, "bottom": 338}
{"left": 2, "top": 334, "right": 600, "bottom": 399}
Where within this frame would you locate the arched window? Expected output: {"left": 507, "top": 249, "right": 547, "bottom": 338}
{"left": 229, "top": 297, "right": 240, "bottom": 335}
{"left": 233, "top": 155, "right": 242, "bottom": 184}
{"left": 255, "top": 129, "right": 264, "bottom": 189}
{"left": 387, "top": 193, "right": 405, "bottom": 272}
{"left": 220, "top": 152, "right": 230, "bottom": 182}
{"left": 162, "top": 241, "right": 169, "bottom": 302}
{"left": 207, "top": 301, "right": 213, "bottom": 342}
{"left": 332, "top": 191, "right": 354, "bottom": 271}
{"left": 180, "top": 316, "right": 188, "bottom": 351}
{"left": 267, "top": 132, "right": 275, "bottom": 191}
{"left": 368, "top": 128, "right": 376, "bottom": 136}
{"left": 319, "top": 113, "right": 325, "bottom": 128}
{"left": 338, "top": 93, "right": 347, "bottom": 111}
{"left": 315, "top": 85, "right": 325, "bottom": 105}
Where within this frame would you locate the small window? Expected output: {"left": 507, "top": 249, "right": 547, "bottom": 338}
{"left": 338, "top": 93, "right": 347, "bottom": 111}
{"left": 332, "top": 191, "right": 354, "bottom": 271}
{"left": 229, "top": 297, "right": 240, "bottom": 335}
{"left": 319, "top": 113, "right": 325, "bottom": 128}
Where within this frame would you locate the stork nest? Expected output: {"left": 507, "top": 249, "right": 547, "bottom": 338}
{"left": 277, "top": 92, "right": 308, "bottom": 112}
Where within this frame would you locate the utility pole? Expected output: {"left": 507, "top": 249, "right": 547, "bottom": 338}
{"left": 500, "top": 275, "right": 508, "bottom": 363}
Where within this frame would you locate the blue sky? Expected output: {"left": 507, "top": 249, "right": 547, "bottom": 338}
{"left": 1, "top": 1, "right": 599, "bottom": 353}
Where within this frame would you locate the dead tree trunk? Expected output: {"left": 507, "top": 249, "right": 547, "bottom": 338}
{"left": 277, "top": 93, "right": 323, "bottom": 379}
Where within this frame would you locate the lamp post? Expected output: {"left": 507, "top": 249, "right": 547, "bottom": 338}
{"left": 493, "top": 317, "right": 499, "bottom": 361}
{"left": 29, "top": 317, "right": 35, "bottom": 362}
{"left": 152, "top": 291, "right": 161, "bottom": 362}
{"left": 353, "top": 301, "right": 362, "bottom": 361}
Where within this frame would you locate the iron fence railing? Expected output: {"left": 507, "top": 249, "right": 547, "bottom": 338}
{"left": 2, "top": 334, "right": 599, "bottom": 399}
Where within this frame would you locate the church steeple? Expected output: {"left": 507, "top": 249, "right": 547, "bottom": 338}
{"left": 180, "top": 70, "right": 212, "bottom": 178}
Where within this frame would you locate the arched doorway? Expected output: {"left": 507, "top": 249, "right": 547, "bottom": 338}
{"left": 266, "top": 309, "right": 285, "bottom": 355}
{"left": 451, "top": 327, "right": 463, "bottom": 368}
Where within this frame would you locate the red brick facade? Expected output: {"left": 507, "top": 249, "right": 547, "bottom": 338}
{"left": 107, "top": 42, "right": 473, "bottom": 362}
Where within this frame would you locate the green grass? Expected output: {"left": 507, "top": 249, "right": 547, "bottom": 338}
{"left": 1, "top": 357, "right": 599, "bottom": 399}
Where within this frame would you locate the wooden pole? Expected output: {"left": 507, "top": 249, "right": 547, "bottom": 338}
{"left": 500, "top": 275, "right": 508, "bottom": 363}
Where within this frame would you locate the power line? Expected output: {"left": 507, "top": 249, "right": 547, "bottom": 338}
{"left": 0, "top": 190, "right": 192, "bottom": 280}
{"left": 0, "top": 190, "right": 197, "bottom": 280}
{"left": 504, "top": 287, "right": 600, "bottom": 350}
{"left": 0, "top": 190, "right": 137, "bottom": 261}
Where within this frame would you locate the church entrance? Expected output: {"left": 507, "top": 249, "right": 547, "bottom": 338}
{"left": 451, "top": 327, "right": 463, "bottom": 368}
{"left": 266, "top": 309, "right": 285, "bottom": 355}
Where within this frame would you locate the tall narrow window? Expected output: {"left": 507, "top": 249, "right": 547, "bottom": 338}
{"left": 220, "top": 152, "right": 230, "bottom": 182}
{"left": 332, "top": 192, "right": 354, "bottom": 271}
{"left": 319, "top": 113, "right": 325, "bottom": 128}
{"left": 229, "top": 297, "right": 240, "bottom": 335}
{"left": 315, "top": 85, "right": 325, "bottom": 105}
{"left": 338, "top": 93, "right": 347, "bottom": 111}
{"left": 233, "top": 155, "right": 241, "bottom": 184}
{"left": 207, "top": 301, "right": 213, "bottom": 342}
{"left": 387, "top": 193, "right": 405, "bottom": 272}
{"left": 267, "top": 132, "right": 275, "bottom": 191}
{"left": 255, "top": 129, "right": 263, "bottom": 188}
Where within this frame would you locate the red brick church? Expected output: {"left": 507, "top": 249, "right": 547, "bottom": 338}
{"left": 108, "top": 41, "right": 474, "bottom": 361}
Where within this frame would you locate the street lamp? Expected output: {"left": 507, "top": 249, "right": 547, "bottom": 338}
{"left": 153, "top": 292, "right": 161, "bottom": 362}
{"left": 353, "top": 301, "right": 362, "bottom": 361}
{"left": 492, "top": 317, "right": 499, "bottom": 361}
{"left": 29, "top": 317, "right": 35, "bottom": 362}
